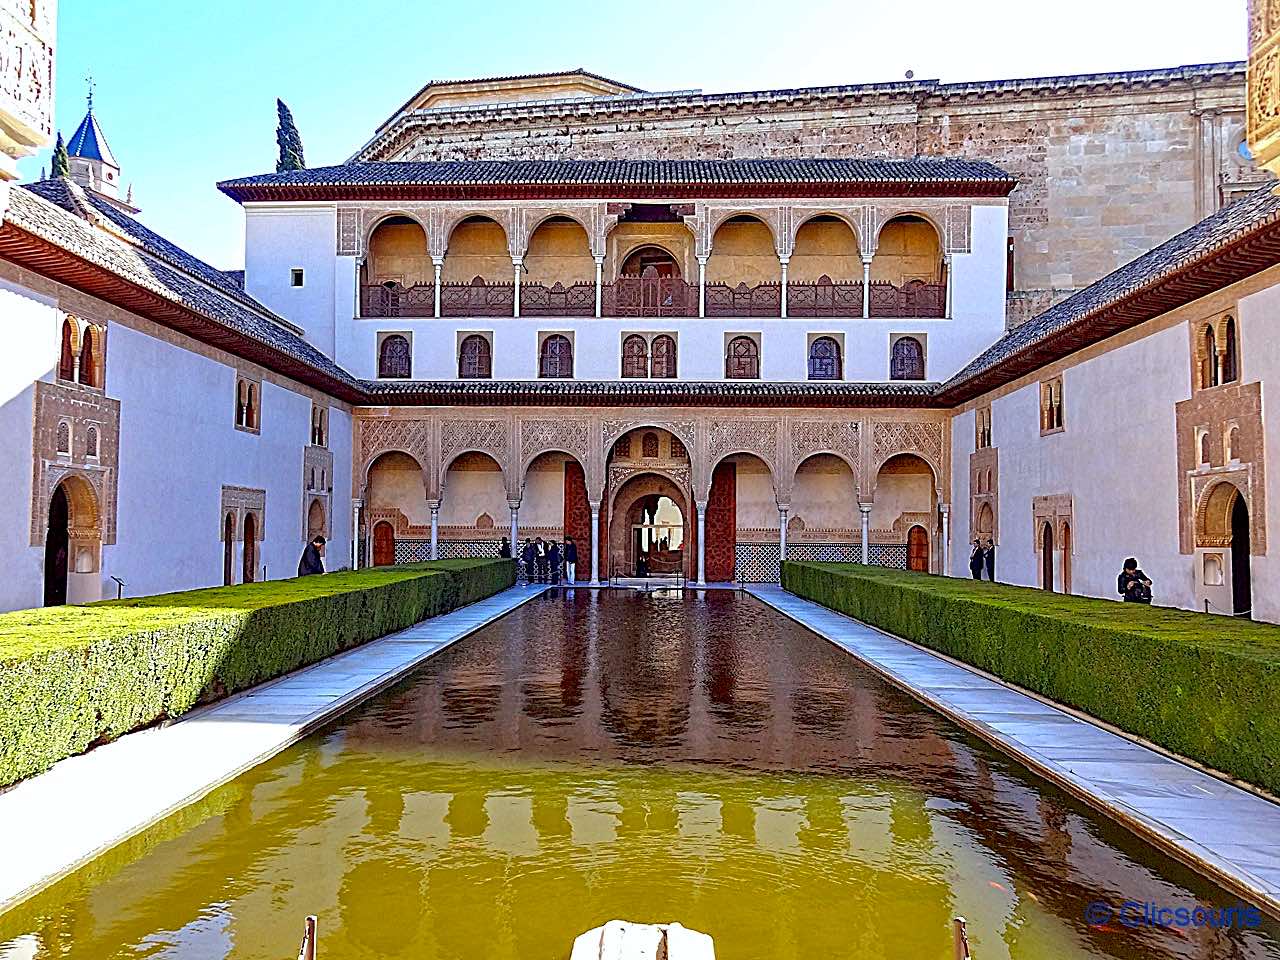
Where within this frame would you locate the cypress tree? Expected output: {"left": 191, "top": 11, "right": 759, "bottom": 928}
{"left": 51, "top": 132, "right": 69, "bottom": 178}
{"left": 275, "top": 99, "right": 306, "bottom": 172}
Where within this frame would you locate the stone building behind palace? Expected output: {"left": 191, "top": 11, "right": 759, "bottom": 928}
{"left": 3, "top": 57, "right": 1280, "bottom": 622}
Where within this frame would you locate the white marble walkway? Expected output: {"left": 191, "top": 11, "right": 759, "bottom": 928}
{"left": 0, "top": 583, "right": 547, "bottom": 912}
{"left": 748, "top": 584, "right": 1280, "bottom": 914}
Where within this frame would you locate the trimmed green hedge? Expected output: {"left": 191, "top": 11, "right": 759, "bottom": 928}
{"left": 782, "top": 561, "right": 1280, "bottom": 794}
{"left": 0, "top": 558, "right": 514, "bottom": 788}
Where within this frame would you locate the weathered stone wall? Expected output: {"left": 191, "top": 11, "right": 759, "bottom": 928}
{"left": 366, "top": 66, "right": 1263, "bottom": 326}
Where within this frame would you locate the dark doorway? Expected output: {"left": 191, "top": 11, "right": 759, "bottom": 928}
{"left": 907, "top": 525, "right": 929, "bottom": 572}
{"left": 373, "top": 521, "right": 395, "bottom": 567}
{"left": 1232, "top": 493, "right": 1252, "bottom": 618}
{"left": 621, "top": 246, "right": 679, "bottom": 279}
{"left": 1040, "top": 522, "right": 1055, "bottom": 591}
{"left": 243, "top": 513, "right": 257, "bottom": 583}
{"left": 43, "top": 483, "right": 70, "bottom": 606}
{"left": 223, "top": 513, "right": 235, "bottom": 586}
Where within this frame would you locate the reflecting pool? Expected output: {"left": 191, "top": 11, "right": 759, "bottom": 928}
{"left": 2, "top": 590, "right": 1278, "bottom": 959}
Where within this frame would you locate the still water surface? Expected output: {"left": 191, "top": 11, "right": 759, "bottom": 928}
{"left": 1, "top": 590, "right": 1278, "bottom": 959}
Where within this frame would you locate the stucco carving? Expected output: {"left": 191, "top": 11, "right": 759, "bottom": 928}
{"left": 706, "top": 418, "right": 780, "bottom": 477}
{"left": 788, "top": 419, "right": 860, "bottom": 479}
{"left": 440, "top": 417, "right": 509, "bottom": 474}
{"left": 871, "top": 420, "right": 944, "bottom": 478}
{"left": 358, "top": 417, "right": 432, "bottom": 479}
{"left": 30, "top": 380, "right": 119, "bottom": 547}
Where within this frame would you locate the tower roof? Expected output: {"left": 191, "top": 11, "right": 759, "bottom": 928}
{"left": 65, "top": 108, "right": 117, "bottom": 168}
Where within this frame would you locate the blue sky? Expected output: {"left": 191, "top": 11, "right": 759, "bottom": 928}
{"left": 22, "top": 0, "right": 1246, "bottom": 269}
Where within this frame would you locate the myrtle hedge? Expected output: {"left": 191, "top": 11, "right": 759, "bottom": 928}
{"left": 782, "top": 561, "right": 1280, "bottom": 794}
{"left": 0, "top": 558, "right": 514, "bottom": 788}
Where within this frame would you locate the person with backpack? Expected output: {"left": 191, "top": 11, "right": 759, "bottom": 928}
{"left": 1117, "top": 557, "right": 1153, "bottom": 603}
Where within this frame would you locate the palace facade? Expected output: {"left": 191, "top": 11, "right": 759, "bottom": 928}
{"left": 3, "top": 63, "right": 1279, "bottom": 621}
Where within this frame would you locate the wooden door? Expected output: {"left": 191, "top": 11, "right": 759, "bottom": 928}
{"left": 373, "top": 521, "right": 395, "bottom": 567}
{"left": 907, "top": 525, "right": 929, "bottom": 572}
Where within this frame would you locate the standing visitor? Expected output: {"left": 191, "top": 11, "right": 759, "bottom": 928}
{"left": 1117, "top": 557, "right": 1153, "bottom": 603}
{"left": 535, "top": 538, "right": 548, "bottom": 583}
{"left": 499, "top": 537, "right": 511, "bottom": 559}
{"left": 969, "top": 539, "right": 985, "bottom": 579}
{"left": 984, "top": 539, "right": 996, "bottom": 582}
{"left": 522, "top": 538, "right": 536, "bottom": 583}
{"left": 548, "top": 540, "right": 562, "bottom": 585}
{"left": 564, "top": 537, "right": 578, "bottom": 583}
{"left": 297, "top": 535, "right": 326, "bottom": 577}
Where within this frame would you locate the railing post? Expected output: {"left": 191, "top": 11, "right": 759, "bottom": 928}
{"left": 779, "top": 257, "right": 789, "bottom": 318}
{"left": 952, "top": 917, "right": 971, "bottom": 960}
{"left": 297, "top": 915, "right": 317, "bottom": 960}
{"left": 697, "top": 255, "right": 708, "bottom": 318}
{"left": 594, "top": 256, "right": 604, "bottom": 318}
{"left": 862, "top": 256, "right": 873, "bottom": 318}
{"left": 432, "top": 257, "right": 443, "bottom": 318}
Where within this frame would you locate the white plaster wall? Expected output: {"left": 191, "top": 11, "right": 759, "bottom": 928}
{"left": 1237, "top": 278, "right": 1280, "bottom": 622}
{"left": 334, "top": 203, "right": 1008, "bottom": 383}
{"left": 950, "top": 323, "right": 1192, "bottom": 607}
{"left": 244, "top": 205, "right": 339, "bottom": 357}
{"left": 519, "top": 462, "right": 565, "bottom": 528}
{"left": 791, "top": 456, "right": 858, "bottom": 529}
{"left": 439, "top": 464, "right": 507, "bottom": 528}
{"left": 734, "top": 458, "right": 780, "bottom": 531}
{"left": 0, "top": 279, "right": 58, "bottom": 611}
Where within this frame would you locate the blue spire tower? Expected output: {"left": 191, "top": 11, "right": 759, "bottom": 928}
{"left": 66, "top": 74, "right": 121, "bottom": 199}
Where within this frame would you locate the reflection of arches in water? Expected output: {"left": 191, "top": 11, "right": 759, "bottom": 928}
{"left": 596, "top": 595, "right": 694, "bottom": 748}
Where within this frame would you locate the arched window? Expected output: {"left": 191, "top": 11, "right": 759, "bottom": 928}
{"left": 1199, "top": 431, "right": 1212, "bottom": 466}
{"left": 642, "top": 432, "right": 659, "bottom": 458}
{"left": 808, "top": 336, "right": 841, "bottom": 380}
{"left": 86, "top": 426, "right": 99, "bottom": 459}
{"left": 539, "top": 334, "right": 573, "bottom": 378}
{"left": 246, "top": 383, "right": 258, "bottom": 430}
{"left": 58, "top": 319, "right": 75, "bottom": 381}
{"left": 651, "top": 335, "right": 677, "bottom": 379}
{"left": 378, "top": 334, "right": 412, "bottom": 379}
{"left": 890, "top": 336, "right": 925, "bottom": 380}
{"left": 242, "top": 512, "right": 257, "bottom": 583}
{"left": 319, "top": 409, "right": 328, "bottom": 446}
{"left": 458, "top": 334, "right": 492, "bottom": 379}
{"left": 309, "top": 467, "right": 316, "bottom": 490}
{"left": 1202, "top": 326, "right": 1218, "bottom": 388}
{"left": 725, "top": 336, "right": 759, "bottom": 379}
{"left": 621, "top": 335, "right": 648, "bottom": 378}
{"left": 79, "top": 334, "right": 97, "bottom": 387}
{"left": 310, "top": 407, "right": 322, "bottom": 446}
{"left": 55, "top": 420, "right": 70, "bottom": 455}
{"left": 236, "top": 380, "right": 247, "bottom": 428}
{"left": 1227, "top": 425, "right": 1240, "bottom": 463}
{"left": 670, "top": 436, "right": 687, "bottom": 459}
{"left": 1223, "top": 317, "right": 1239, "bottom": 384}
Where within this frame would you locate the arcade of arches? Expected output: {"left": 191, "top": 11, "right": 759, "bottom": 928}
{"left": 354, "top": 409, "right": 950, "bottom": 581}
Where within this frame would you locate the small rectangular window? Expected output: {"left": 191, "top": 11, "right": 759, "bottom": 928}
{"left": 290, "top": 268, "right": 305, "bottom": 287}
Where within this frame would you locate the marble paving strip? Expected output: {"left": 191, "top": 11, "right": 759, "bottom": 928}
{"left": 0, "top": 583, "right": 549, "bottom": 912}
{"left": 747, "top": 584, "right": 1280, "bottom": 916}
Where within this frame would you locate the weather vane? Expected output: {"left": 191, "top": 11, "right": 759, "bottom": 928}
{"left": 84, "top": 70, "right": 95, "bottom": 110}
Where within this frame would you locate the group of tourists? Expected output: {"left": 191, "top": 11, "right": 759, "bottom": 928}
{"left": 500, "top": 536, "right": 578, "bottom": 584}
{"left": 968, "top": 539, "right": 996, "bottom": 580}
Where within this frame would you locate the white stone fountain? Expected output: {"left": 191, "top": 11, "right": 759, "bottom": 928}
{"left": 570, "top": 920, "right": 715, "bottom": 959}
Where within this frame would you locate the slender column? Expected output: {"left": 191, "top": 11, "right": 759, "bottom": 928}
{"left": 944, "top": 254, "right": 954, "bottom": 318}
{"left": 508, "top": 499, "right": 520, "bottom": 553}
{"left": 859, "top": 503, "right": 872, "bottom": 565}
{"left": 939, "top": 502, "right": 951, "bottom": 575}
{"left": 778, "top": 504, "right": 789, "bottom": 562}
{"left": 589, "top": 500, "right": 602, "bottom": 585}
{"left": 861, "top": 256, "right": 873, "bottom": 318}
{"left": 696, "top": 499, "right": 708, "bottom": 585}
{"left": 779, "top": 257, "right": 790, "bottom": 318}
{"left": 428, "top": 500, "right": 440, "bottom": 561}
{"left": 351, "top": 498, "right": 363, "bottom": 570}
{"left": 432, "top": 257, "right": 444, "bottom": 317}
{"left": 512, "top": 257, "right": 523, "bottom": 317}
{"left": 697, "top": 255, "right": 708, "bottom": 318}
{"left": 594, "top": 256, "right": 604, "bottom": 318}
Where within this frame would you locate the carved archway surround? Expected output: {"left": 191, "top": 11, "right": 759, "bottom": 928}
{"left": 353, "top": 407, "right": 949, "bottom": 517}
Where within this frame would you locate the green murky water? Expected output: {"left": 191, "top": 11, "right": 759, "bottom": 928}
{"left": 1, "top": 590, "right": 1277, "bottom": 959}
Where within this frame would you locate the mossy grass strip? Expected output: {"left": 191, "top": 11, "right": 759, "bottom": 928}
{"left": 0, "top": 559, "right": 514, "bottom": 788}
{"left": 782, "top": 561, "right": 1280, "bottom": 794}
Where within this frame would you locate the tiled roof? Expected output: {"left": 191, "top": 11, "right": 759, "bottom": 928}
{"left": 219, "top": 157, "right": 1015, "bottom": 200}
{"left": 26, "top": 179, "right": 267, "bottom": 314}
{"left": 362, "top": 379, "right": 938, "bottom": 408}
{"left": 65, "top": 109, "right": 118, "bottom": 167}
{"left": 8, "top": 180, "right": 361, "bottom": 395}
{"left": 940, "top": 182, "right": 1280, "bottom": 400}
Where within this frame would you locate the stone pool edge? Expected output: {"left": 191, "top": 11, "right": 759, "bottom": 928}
{"left": 0, "top": 584, "right": 550, "bottom": 914}
{"left": 746, "top": 584, "right": 1280, "bottom": 919}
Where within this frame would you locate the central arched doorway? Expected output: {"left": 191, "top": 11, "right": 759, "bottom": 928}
{"left": 43, "top": 484, "right": 70, "bottom": 606}
{"left": 610, "top": 474, "right": 689, "bottom": 578}
{"left": 1232, "top": 493, "right": 1252, "bottom": 618}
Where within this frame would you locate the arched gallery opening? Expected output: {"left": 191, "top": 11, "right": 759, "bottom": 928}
{"left": 43, "top": 476, "right": 100, "bottom": 606}
{"left": 870, "top": 453, "right": 937, "bottom": 572}
{"left": 605, "top": 427, "right": 692, "bottom": 579}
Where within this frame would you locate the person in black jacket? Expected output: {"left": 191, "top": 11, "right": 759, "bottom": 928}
{"left": 969, "top": 540, "right": 985, "bottom": 579}
{"left": 548, "top": 541, "right": 562, "bottom": 585}
{"left": 983, "top": 539, "right": 996, "bottom": 582}
{"left": 1117, "top": 557, "right": 1153, "bottom": 603}
{"left": 521, "top": 539, "right": 536, "bottom": 583}
{"left": 564, "top": 537, "right": 578, "bottom": 583}
{"left": 499, "top": 537, "right": 511, "bottom": 559}
{"left": 297, "top": 536, "right": 326, "bottom": 577}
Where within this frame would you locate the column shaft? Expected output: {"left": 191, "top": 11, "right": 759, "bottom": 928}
{"left": 429, "top": 503, "right": 440, "bottom": 561}
{"left": 589, "top": 502, "right": 601, "bottom": 585}
{"left": 512, "top": 258, "right": 522, "bottom": 318}
{"left": 859, "top": 504, "right": 871, "bottom": 565}
{"left": 696, "top": 501, "right": 707, "bottom": 585}
{"left": 698, "top": 257, "right": 708, "bottom": 318}
{"left": 780, "top": 258, "right": 789, "bottom": 318}
{"left": 778, "top": 506, "right": 789, "bottom": 565}
{"left": 509, "top": 502, "right": 520, "bottom": 555}
{"left": 862, "top": 258, "right": 872, "bottom": 318}
{"left": 432, "top": 257, "right": 443, "bottom": 318}
{"left": 944, "top": 255, "right": 954, "bottom": 318}
{"left": 594, "top": 257, "right": 604, "bottom": 318}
